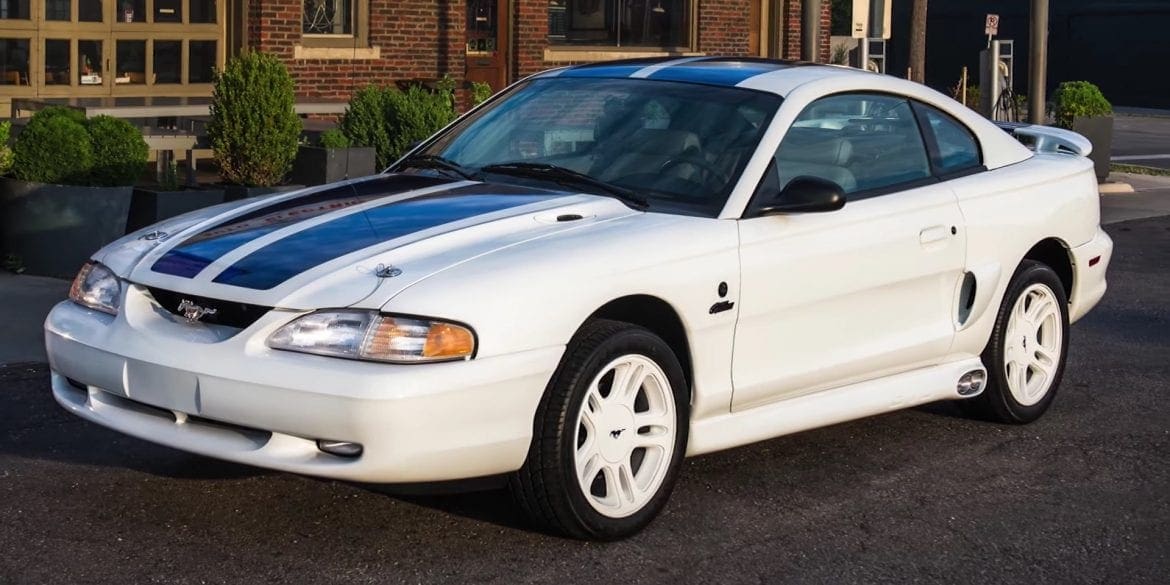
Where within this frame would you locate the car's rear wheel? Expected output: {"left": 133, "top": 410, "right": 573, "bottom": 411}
{"left": 510, "top": 319, "right": 689, "bottom": 540}
{"left": 963, "top": 260, "right": 1070, "bottom": 423}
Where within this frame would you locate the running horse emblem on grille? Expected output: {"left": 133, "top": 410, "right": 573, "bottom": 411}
{"left": 177, "top": 299, "right": 218, "bottom": 323}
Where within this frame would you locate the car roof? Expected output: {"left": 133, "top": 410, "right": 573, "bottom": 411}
{"left": 533, "top": 56, "right": 865, "bottom": 96}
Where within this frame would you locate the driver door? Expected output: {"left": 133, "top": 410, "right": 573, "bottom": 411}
{"left": 731, "top": 93, "right": 967, "bottom": 411}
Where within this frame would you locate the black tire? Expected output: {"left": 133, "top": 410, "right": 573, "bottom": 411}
{"left": 962, "top": 260, "right": 1070, "bottom": 424}
{"left": 509, "top": 319, "right": 690, "bottom": 540}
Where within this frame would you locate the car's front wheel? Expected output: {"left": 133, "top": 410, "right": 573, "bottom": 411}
{"left": 510, "top": 319, "right": 689, "bottom": 540}
{"left": 964, "top": 260, "right": 1070, "bottom": 423}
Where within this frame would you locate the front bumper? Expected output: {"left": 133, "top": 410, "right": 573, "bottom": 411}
{"left": 1069, "top": 226, "right": 1113, "bottom": 323}
{"left": 44, "top": 286, "right": 563, "bottom": 483}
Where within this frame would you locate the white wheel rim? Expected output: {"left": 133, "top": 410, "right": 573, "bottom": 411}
{"left": 573, "top": 354, "right": 677, "bottom": 518}
{"left": 1004, "top": 283, "right": 1064, "bottom": 406}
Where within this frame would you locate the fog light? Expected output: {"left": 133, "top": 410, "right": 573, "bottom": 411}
{"left": 317, "top": 440, "right": 363, "bottom": 458}
{"left": 957, "top": 370, "right": 987, "bottom": 396}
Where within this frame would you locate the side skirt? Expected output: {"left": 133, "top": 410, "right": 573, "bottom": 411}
{"left": 686, "top": 358, "right": 987, "bottom": 456}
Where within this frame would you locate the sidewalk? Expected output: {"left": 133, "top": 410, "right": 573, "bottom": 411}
{"left": 1101, "top": 172, "right": 1170, "bottom": 225}
{"left": 0, "top": 272, "right": 69, "bottom": 365}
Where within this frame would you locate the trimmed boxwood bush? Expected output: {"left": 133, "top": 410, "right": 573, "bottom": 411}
{"left": 88, "top": 115, "right": 150, "bottom": 187}
{"left": 12, "top": 110, "right": 94, "bottom": 185}
{"left": 0, "top": 120, "right": 13, "bottom": 176}
{"left": 208, "top": 51, "right": 302, "bottom": 187}
{"left": 318, "top": 128, "right": 350, "bottom": 148}
{"left": 1053, "top": 81, "right": 1112, "bottom": 130}
{"left": 339, "top": 83, "right": 457, "bottom": 168}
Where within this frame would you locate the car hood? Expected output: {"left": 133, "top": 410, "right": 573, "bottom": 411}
{"left": 97, "top": 174, "right": 640, "bottom": 310}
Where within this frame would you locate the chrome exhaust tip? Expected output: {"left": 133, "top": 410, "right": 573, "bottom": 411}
{"left": 956, "top": 369, "right": 987, "bottom": 397}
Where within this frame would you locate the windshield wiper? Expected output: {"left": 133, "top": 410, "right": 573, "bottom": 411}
{"left": 479, "top": 162, "right": 648, "bottom": 210}
{"left": 396, "top": 154, "right": 478, "bottom": 180}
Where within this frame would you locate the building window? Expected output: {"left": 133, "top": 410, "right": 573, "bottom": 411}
{"left": 0, "top": 38, "right": 29, "bottom": 85}
{"left": 304, "top": 0, "right": 352, "bottom": 35}
{"left": 45, "top": 38, "right": 70, "bottom": 85}
{"left": 548, "top": 0, "right": 693, "bottom": 48}
{"left": 0, "top": 0, "right": 31, "bottom": 20}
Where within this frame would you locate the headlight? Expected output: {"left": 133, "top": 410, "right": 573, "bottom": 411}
{"left": 69, "top": 262, "right": 122, "bottom": 315}
{"left": 267, "top": 311, "right": 476, "bottom": 364}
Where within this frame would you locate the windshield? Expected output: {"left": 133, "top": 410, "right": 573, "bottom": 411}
{"left": 405, "top": 77, "right": 782, "bottom": 217}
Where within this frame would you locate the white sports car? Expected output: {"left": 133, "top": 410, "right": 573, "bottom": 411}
{"left": 46, "top": 58, "right": 1112, "bottom": 540}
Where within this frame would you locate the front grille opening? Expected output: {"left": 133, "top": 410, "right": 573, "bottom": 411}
{"left": 144, "top": 286, "right": 272, "bottom": 330}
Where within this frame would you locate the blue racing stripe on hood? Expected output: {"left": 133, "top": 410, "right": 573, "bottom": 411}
{"left": 211, "top": 191, "right": 557, "bottom": 290}
{"left": 151, "top": 175, "right": 454, "bottom": 278}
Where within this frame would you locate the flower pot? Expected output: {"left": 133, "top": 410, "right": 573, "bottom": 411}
{"left": 289, "top": 146, "right": 378, "bottom": 186}
{"left": 1071, "top": 115, "right": 1113, "bottom": 182}
{"left": 126, "top": 186, "right": 227, "bottom": 233}
{"left": 223, "top": 184, "right": 306, "bottom": 201}
{"left": 0, "top": 177, "right": 133, "bottom": 278}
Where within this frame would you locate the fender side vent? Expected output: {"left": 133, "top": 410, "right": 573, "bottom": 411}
{"left": 957, "top": 272, "right": 977, "bottom": 325}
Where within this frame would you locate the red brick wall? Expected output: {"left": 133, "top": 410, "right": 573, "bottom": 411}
{"left": 247, "top": 1, "right": 832, "bottom": 102}
{"left": 248, "top": 0, "right": 466, "bottom": 100}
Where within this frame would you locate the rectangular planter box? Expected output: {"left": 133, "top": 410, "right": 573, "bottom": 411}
{"left": 289, "top": 146, "right": 378, "bottom": 186}
{"left": 1072, "top": 115, "right": 1114, "bottom": 182}
{"left": 223, "top": 183, "right": 306, "bottom": 201}
{"left": 0, "top": 177, "right": 133, "bottom": 278}
{"left": 126, "top": 187, "right": 227, "bottom": 233}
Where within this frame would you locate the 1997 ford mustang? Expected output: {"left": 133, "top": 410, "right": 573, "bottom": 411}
{"left": 46, "top": 58, "right": 1112, "bottom": 540}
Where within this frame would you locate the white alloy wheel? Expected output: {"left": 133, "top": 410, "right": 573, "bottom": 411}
{"left": 573, "top": 354, "right": 677, "bottom": 518}
{"left": 1002, "top": 282, "right": 1064, "bottom": 406}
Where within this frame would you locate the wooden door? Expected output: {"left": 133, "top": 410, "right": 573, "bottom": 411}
{"left": 464, "top": 0, "right": 508, "bottom": 91}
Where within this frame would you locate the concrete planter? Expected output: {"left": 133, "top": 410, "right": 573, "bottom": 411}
{"left": 0, "top": 177, "right": 133, "bottom": 278}
{"left": 289, "top": 146, "right": 378, "bottom": 186}
{"left": 223, "top": 183, "right": 305, "bottom": 201}
{"left": 126, "top": 186, "right": 227, "bottom": 233}
{"left": 1072, "top": 115, "right": 1114, "bottom": 182}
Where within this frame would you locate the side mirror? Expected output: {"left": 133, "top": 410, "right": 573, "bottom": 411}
{"left": 757, "top": 177, "right": 846, "bottom": 215}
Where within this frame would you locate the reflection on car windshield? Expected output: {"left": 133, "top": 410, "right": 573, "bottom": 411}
{"left": 416, "top": 77, "right": 782, "bottom": 217}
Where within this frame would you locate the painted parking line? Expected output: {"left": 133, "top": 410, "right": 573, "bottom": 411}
{"left": 1111, "top": 154, "right": 1170, "bottom": 161}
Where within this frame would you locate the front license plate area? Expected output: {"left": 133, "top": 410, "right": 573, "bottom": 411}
{"left": 124, "top": 360, "right": 199, "bottom": 413}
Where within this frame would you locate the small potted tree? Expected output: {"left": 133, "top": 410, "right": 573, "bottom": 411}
{"left": 1053, "top": 81, "right": 1113, "bottom": 182}
{"left": 289, "top": 128, "right": 376, "bottom": 186}
{"left": 339, "top": 82, "right": 457, "bottom": 169}
{"left": 0, "top": 107, "right": 148, "bottom": 278}
{"left": 208, "top": 51, "right": 303, "bottom": 199}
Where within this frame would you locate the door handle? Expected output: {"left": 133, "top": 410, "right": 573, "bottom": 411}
{"left": 919, "top": 225, "right": 950, "bottom": 245}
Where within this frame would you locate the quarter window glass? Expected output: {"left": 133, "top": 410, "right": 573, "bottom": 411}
{"left": 773, "top": 94, "right": 931, "bottom": 196}
{"left": 919, "top": 104, "right": 981, "bottom": 174}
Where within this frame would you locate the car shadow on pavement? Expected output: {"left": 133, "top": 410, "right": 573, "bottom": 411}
{"left": 0, "top": 362, "right": 267, "bottom": 480}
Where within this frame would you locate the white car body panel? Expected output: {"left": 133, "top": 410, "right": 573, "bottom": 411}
{"left": 45, "top": 60, "right": 1112, "bottom": 483}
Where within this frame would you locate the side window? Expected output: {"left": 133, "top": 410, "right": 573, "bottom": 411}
{"left": 769, "top": 93, "right": 932, "bottom": 198}
{"left": 917, "top": 103, "right": 982, "bottom": 175}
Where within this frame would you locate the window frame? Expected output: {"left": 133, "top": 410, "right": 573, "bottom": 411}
{"left": 546, "top": 0, "right": 700, "bottom": 54}
{"left": 300, "top": 0, "right": 368, "bottom": 49}
{"left": 909, "top": 100, "right": 987, "bottom": 181}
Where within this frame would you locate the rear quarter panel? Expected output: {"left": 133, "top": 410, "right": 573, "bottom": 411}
{"left": 949, "top": 153, "right": 1099, "bottom": 358}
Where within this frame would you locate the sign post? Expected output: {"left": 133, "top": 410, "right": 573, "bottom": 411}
{"left": 985, "top": 13, "right": 1000, "bottom": 47}
{"left": 853, "top": 0, "right": 870, "bottom": 70}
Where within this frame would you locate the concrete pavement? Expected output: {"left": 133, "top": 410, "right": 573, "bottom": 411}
{"left": 0, "top": 272, "right": 68, "bottom": 365}
{"left": 1112, "top": 114, "right": 1170, "bottom": 170}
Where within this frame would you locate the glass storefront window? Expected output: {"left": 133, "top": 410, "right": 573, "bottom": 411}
{"left": 0, "top": 0, "right": 31, "bottom": 20}
{"left": 45, "top": 39, "right": 70, "bottom": 85}
{"left": 78, "top": 39, "right": 102, "bottom": 85}
{"left": 79, "top": 0, "right": 102, "bottom": 21}
{"left": 45, "top": 0, "right": 68, "bottom": 20}
{"left": 190, "top": 0, "right": 216, "bottom": 23}
{"left": 0, "top": 38, "right": 29, "bottom": 85}
{"left": 154, "top": 0, "right": 180, "bottom": 23}
{"left": 118, "top": 0, "right": 144, "bottom": 23}
{"left": 153, "top": 40, "right": 180, "bottom": 83}
{"left": 304, "top": 0, "right": 352, "bottom": 35}
{"left": 188, "top": 40, "right": 216, "bottom": 83}
{"left": 116, "top": 39, "right": 145, "bottom": 84}
{"left": 548, "top": 0, "right": 692, "bottom": 48}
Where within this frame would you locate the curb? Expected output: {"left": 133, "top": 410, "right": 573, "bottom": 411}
{"left": 1099, "top": 182, "right": 1136, "bottom": 195}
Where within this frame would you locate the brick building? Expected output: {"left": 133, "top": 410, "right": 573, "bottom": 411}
{"left": 0, "top": 0, "right": 830, "bottom": 111}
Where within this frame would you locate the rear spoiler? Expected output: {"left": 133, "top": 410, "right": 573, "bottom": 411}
{"left": 994, "top": 121, "right": 1093, "bottom": 157}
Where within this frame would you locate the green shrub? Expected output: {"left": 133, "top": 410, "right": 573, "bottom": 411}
{"left": 87, "top": 115, "right": 148, "bottom": 186}
{"left": 207, "top": 51, "right": 302, "bottom": 187}
{"left": 469, "top": 81, "right": 493, "bottom": 108}
{"left": 339, "top": 83, "right": 457, "bottom": 168}
{"left": 0, "top": 120, "right": 13, "bottom": 176}
{"left": 12, "top": 113, "right": 94, "bottom": 184}
{"left": 31, "top": 105, "right": 87, "bottom": 127}
{"left": 1052, "top": 81, "right": 1112, "bottom": 129}
{"left": 318, "top": 128, "right": 350, "bottom": 148}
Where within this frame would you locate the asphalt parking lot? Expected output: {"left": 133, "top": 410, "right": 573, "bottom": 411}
{"left": 2, "top": 216, "right": 1168, "bottom": 585}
